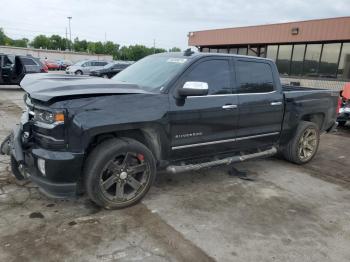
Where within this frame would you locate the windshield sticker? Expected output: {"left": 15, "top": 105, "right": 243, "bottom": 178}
{"left": 167, "top": 58, "right": 187, "bottom": 64}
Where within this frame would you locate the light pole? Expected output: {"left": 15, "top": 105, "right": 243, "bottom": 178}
{"left": 67, "top": 16, "right": 72, "bottom": 51}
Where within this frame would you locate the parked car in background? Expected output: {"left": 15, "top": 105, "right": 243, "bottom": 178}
{"left": 66, "top": 60, "right": 108, "bottom": 75}
{"left": 56, "top": 60, "right": 72, "bottom": 70}
{"left": 89, "top": 61, "right": 133, "bottom": 78}
{"left": 337, "top": 83, "right": 350, "bottom": 127}
{"left": 42, "top": 60, "right": 60, "bottom": 71}
{"left": 0, "top": 54, "right": 47, "bottom": 85}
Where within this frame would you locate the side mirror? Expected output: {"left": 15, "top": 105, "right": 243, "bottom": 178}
{"left": 178, "top": 81, "right": 209, "bottom": 97}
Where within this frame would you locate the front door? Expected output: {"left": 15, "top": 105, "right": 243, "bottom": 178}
{"left": 168, "top": 57, "right": 239, "bottom": 160}
{"left": 234, "top": 58, "right": 284, "bottom": 150}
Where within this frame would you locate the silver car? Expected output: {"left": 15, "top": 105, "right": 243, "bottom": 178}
{"left": 66, "top": 60, "right": 108, "bottom": 75}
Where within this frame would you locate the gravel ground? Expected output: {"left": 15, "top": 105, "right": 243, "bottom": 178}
{"left": 0, "top": 89, "right": 350, "bottom": 262}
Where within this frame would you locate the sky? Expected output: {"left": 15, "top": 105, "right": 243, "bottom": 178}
{"left": 0, "top": 0, "right": 349, "bottom": 50}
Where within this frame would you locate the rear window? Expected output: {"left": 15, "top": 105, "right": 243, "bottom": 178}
{"left": 21, "top": 58, "right": 37, "bottom": 66}
{"left": 236, "top": 60, "right": 274, "bottom": 93}
{"left": 93, "top": 61, "right": 107, "bottom": 66}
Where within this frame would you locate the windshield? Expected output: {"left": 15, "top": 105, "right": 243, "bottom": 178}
{"left": 112, "top": 55, "right": 188, "bottom": 91}
{"left": 73, "top": 61, "right": 86, "bottom": 66}
{"left": 104, "top": 62, "right": 116, "bottom": 69}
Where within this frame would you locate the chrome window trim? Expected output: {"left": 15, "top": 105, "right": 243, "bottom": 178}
{"left": 172, "top": 132, "right": 279, "bottom": 150}
{"left": 188, "top": 90, "right": 277, "bottom": 98}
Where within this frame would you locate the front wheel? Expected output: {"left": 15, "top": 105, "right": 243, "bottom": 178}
{"left": 75, "top": 70, "right": 83, "bottom": 75}
{"left": 84, "top": 138, "right": 156, "bottom": 209}
{"left": 282, "top": 121, "right": 320, "bottom": 164}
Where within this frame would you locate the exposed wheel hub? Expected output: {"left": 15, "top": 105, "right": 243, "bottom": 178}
{"left": 119, "top": 171, "right": 128, "bottom": 180}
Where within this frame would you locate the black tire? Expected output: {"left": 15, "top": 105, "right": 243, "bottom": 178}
{"left": 11, "top": 156, "right": 26, "bottom": 180}
{"left": 282, "top": 121, "right": 320, "bottom": 165}
{"left": 84, "top": 138, "right": 156, "bottom": 209}
{"left": 75, "top": 70, "right": 83, "bottom": 75}
{"left": 338, "top": 120, "right": 347, "bottom": 127}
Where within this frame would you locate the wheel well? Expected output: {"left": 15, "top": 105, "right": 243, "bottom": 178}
{"left": 301, "top": 113, "right": 325, "bottom": 130}
{"left": 86, "top": 129, "right": 162, "bottom": 161}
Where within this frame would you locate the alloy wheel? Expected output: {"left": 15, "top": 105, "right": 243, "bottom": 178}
{"left": 99, "top": 152, "right": 150, "bottom": 202}
{"left": 297, "top": 128, "right": 317, "bottom": 161}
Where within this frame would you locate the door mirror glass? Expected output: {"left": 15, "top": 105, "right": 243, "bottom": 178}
{"left": 178, "top": 81, "right": 209, "bottom": 97}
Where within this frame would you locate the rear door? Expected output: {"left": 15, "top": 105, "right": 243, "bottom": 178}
{"left": 234, "top": 58, "right": 284, "bottom": 150}
{"left": 1, "top": 55, "right": 15, "bottom": 83}
{"left": 168, "top": 57, "right": 239, "bottom": 160}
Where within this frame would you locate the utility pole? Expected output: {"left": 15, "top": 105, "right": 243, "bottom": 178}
{"left": 65, "top": 27, "right": 68, "bottom": 51}
{"left": 153, "top": 39, "right": 156, "bottom": 54}
{"left": 104, "top": 32, "right": 107, "bottom": 43}
{"left": 67, "top": 16, "right": 72, "bottom": 51}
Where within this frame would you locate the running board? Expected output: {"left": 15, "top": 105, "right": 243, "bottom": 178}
{"left": 166, "top": 147, "right": 277, "bottom": 174}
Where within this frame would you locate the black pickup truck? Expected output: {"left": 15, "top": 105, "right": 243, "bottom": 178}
{"left": 1, "top": 51, "right": 339, "bottom": 209}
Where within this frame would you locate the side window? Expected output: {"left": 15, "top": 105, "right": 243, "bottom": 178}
{"left": 236, "top": 60, "right": 274, "bottom": 93}
{"left": 184, "top": 59, "right": 231, "bottom": 95}
{"left": 21, "top": 58, "right": 37, "bottom": 66}
{"left": 4, "top": 56, "right": 13, "bottom": 66}
{"left": 100, "top": 62, "right": 107, "bottom": 66}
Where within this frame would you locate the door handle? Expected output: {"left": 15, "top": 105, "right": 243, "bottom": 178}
{"left": 222, "top": 104, "right": 238, "bottom": 109}
{"left": 270, "top": 101, "right": 282, "bottom": 106}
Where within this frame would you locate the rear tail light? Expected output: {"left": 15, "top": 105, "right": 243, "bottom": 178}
{"left": 41, "top": 65, "right": 48, "bottom": 73}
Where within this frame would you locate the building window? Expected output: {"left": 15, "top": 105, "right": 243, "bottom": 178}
{"left": 229, "top": 48, "right": 238, "bottom": 54}
{"left": 202, "top": 47, "right": 209, "bottom": 53}
{"left": 276, "top": 45, "right": 292, "bottom": 75}
{"left": 210, "top": 48, "right": 218, "bottom": 53}
{"left": 303, "top": 44, "right": 322, "bottom": 76}
{"left": 266, "top": 45, "right": 278, "bottom": 61}
{"left": 248, "top": 46, "right": 259, "bottom": 56}
{"left": 238, "top": 47, "right": 247, "bottom": 55}
{"left": 218, "top": 48, "right": 228, "bottom": 53}
{"left": 319, "top": 43, "right": 341, "bottom": 78}
{"left": 337, "top": 43, "right": 350, "bottom": 80}
{"left": 290, "top": 44, "right": 305, "bottom": 76}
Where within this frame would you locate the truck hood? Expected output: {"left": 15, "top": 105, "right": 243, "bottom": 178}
{"left": 20, "top": 73, "right": 151, "bottom": 102}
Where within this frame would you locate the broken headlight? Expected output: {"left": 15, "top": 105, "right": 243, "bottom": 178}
{"left": 33, "top": 109, "right": 65, "bottom": 125}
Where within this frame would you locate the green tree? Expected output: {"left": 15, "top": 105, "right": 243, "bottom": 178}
{"left": 12, "top": 38, "right": 29, "bottom": 48}
{"left": 169, "top": 47, "right": 181, "bottom": 52}
{"left": 48, "top": 35, "right": 65, "bottom": 50}
{"left": 104, "top": 41, "right": 119, "bottom": 57}
{"left": 94, "top": 41, "right": 105, "bottom": 54}
{"left": 0, "top": 28, "right": 7, "bottom": 45}
{"left": 73, "top": 38, "right": 88, "bottom": 52}
{"left": 31, "top": 35, "right": 49, "bottom": 49}
{"left": 0, "top": 28, "right": 14, "bottom": 46}
{"left": 87, "top": 42, "right": 96, "bottom": 53}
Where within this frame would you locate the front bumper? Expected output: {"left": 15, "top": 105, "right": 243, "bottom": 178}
{"left": 5, "top": 125, "right": 84, "bottom": 198}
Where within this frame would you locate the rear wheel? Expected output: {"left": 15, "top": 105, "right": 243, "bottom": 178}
{"left": 283, "top": 121, "right": 320, "bottom": 164}
{"left": 84, "top": 138, "right": 156, "bottom": 209}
